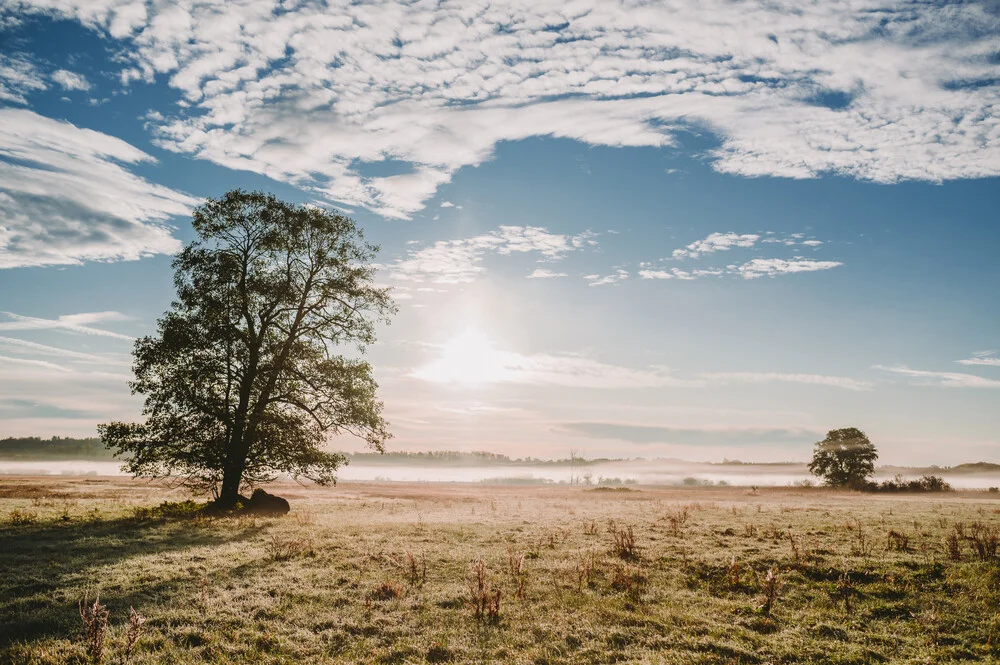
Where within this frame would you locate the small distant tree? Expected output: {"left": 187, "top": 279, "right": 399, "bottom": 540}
{"left": 98, "top": 190, "right": 395, "bottom": 507}
{"left": 808, "top": 428, "right": 878, "bottom": 489}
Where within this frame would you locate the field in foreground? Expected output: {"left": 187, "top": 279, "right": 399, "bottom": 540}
{"left": 2, "top": 478, "right": 999, "bottom": 664}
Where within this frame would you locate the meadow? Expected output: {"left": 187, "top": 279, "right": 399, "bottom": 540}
{"left": 2, "top": 477, "right": 999, "bottom": 664}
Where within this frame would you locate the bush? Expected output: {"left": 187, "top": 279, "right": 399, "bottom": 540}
{"left": 132, "top": 500, "right": 206, "bottom": 521}
{"left": 861, "top": 475, "right": 953, "bottom": 493}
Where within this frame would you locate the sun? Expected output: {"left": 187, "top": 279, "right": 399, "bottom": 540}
{"left": 413, "top": 329, "right": 511, "bottom": 385}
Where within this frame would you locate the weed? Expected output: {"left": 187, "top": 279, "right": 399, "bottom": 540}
{"left": 852, "top": 524, "right": 874, "bottom": 558}
{"left": 266, "top": 534, "right": 314, "bottom": 561}
{"left": 610, "top": 523, "right": 638, "bottom": 559}
{"left": 577, "top": 554, "right": 598, "bottom": 590}
{"left": 79, "top": 592, "right": 109, "bottom": 664}
{"left": 506, "top": 545, "right": 527, "bottom": 599}
{"left": 404, "top": 549, "right": 427, "bottom": 586}
{"left": 968, "top": 522, "right": 998, "bottom": 561}
{"left": 583, "top": 520, "right": 599, "bottom": 536}
{"left": 727, "top": 556, "right": 742, "bottom": 589}
{"left": 744, "top": 523, "right": 758, "bottom": 538}
{"left": 370, "top": 580, "right": 404, "bottom": 601}
{"left": 8, "top": 509, "right": 37, "bottom": 526}
{"left": 887, "top": 530, "right": 909, "bottom": 552}
{"left": 118, "top": 606, "right": 146, "bottom": 665}
{"left": 945, "top": 530, "right": 962, "bottom": 561}
{"left": 664, "top": 508, "right": 689, "bottom": 537}
{"left": 292, "top": 510, "right": 315, "bottom": 526}
{"left": 467, "top": 558, "right": 501, "bottom": 621}
{"left": 757, "top": 567, "right": 784, "bottom": 618}
{"left": 610, "top": 564, "right": 646, "bottom": 598}
{"left": 835, "top": 572, "right": 857, "bottom": 615}
{"left": 426, "top": 637, "right": 452, "bottom": 663}
{"left": 788, "top": 532, "right": 801, "bottom": 562}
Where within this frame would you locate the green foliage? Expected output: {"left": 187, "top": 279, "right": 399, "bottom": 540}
{"left": 808, "top": 428, "right": 878, "bottom": 488}
{"left": 99, "top": 190, "right": 396, "bottom": 501}
{"left": 872, "top": 474, "right": 953, "bottom": 493}
{"left": 131, "top": 500, "right": 206, "bottom": 521}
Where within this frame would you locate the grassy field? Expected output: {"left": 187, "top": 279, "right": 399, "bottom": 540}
{"left": 2, "top": 477, "right": 999, "bottom": 664}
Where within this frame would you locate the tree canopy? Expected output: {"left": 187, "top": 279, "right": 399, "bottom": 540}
{"left": 99, "top": 190, "right": 395, "bottom": 506}
{"left": 808, "top": 427, "right": 878, "bottom": 489}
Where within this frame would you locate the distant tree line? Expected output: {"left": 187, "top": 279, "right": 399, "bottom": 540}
{"left": 346, "top": 451, "right": 622, "bottom": 466}
{"left": 0, "top": 437, "right": 116, "bottom": 460}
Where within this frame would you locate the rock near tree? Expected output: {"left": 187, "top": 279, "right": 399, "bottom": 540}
{"left": 246, "top": 489, "right": 290, "bottom": 516}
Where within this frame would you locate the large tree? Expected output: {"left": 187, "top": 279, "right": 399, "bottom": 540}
{"left": 808, "top": 428, "right": 878, "bottom": 489}
{"left": 99, "top": 190, "right": 395, "bottom": 507}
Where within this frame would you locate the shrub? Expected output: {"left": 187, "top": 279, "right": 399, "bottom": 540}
{"left": 132, "top": 500, "right": 204, "bottom": 521}
{"left": 864, "top": 475, "right": 953, "bottom": 493}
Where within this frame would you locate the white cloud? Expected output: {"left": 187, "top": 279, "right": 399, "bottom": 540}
{"left": 7, "top": 1, "right": 998, "bottom": 219}
{"left": 527, "top": 268, "right": 567, "bottom": 279}
{"left": 638, "top": 269, "right": 673, "bottom": 280}
{"left": 702, "top": 371, "right": 873, "bottom": 391}
{"left": 0, "top": 354, "right": 71, "bottom": 372}
{"left": 956, "top": 351, "right": 1000, "bottom": 367}
{"left": 672, "top": 232, "right": 760, "bottom": 260}
{"left": 51, "top": 69, "right": 91, "bottom": 91}
{"left": 439, "top": 201, "right": 454, "bottom": 208}
{"left": 0, "top": 311, "right": 133, "bottom": 340}
{"left": 875, "top": 365, "right": 1000, "bottom": 388}
{"left": 0, "top": 53, "right": 47, "bottom": 103}
{"left": 735, "top": 258, "right": 843, "bottom": 279}
{"left": 586, "top": 269, "right": 629, "bottom": 286}
{"left": 390, "top": 225, "right": 594, "bottom": 284}
{"left": 0, "top": 109, "right": 198, "bottom": 268}
{"left": 0, "top": 335, "right": 128, "bottom": 364}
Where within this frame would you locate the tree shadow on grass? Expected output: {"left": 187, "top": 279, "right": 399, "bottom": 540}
{"left": 0, "top": 514, "right": 267, "bottom": 645}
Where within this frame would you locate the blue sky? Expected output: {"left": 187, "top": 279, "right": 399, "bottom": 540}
{"left": 1, "top": 1, "right": 998, "bottom": 464}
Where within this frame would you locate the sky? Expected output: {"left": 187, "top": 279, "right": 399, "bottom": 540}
{"left": 0, "top": 0, "right": 998, "bottom": 466}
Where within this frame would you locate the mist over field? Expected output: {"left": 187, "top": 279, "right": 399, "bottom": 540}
{"left": 4, "top": 457, "right": 1000, "bottom": 490}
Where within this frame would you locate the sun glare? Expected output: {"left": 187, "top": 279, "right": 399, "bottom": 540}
{"left": 413, "top": 329, "right": 511, "bottom": 385}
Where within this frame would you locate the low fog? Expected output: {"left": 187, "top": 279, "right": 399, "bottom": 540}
{"left": 3, "top": 459, "right": 999, "bottom": 490}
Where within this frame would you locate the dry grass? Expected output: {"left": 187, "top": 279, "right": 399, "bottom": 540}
{"left": 1, "top": 477, "right": 999, "bottom": 664}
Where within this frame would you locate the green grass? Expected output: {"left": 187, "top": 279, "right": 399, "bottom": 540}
{"left": 2, "top": 477, "right": 999, "bottom": 664}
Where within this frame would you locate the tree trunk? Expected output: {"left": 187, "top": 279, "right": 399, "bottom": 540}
{"left": 218, "top": 426, "right": 248, "bottom": 508}
{"left": 218, "top": 461, "right": 244, "bottom": 508}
